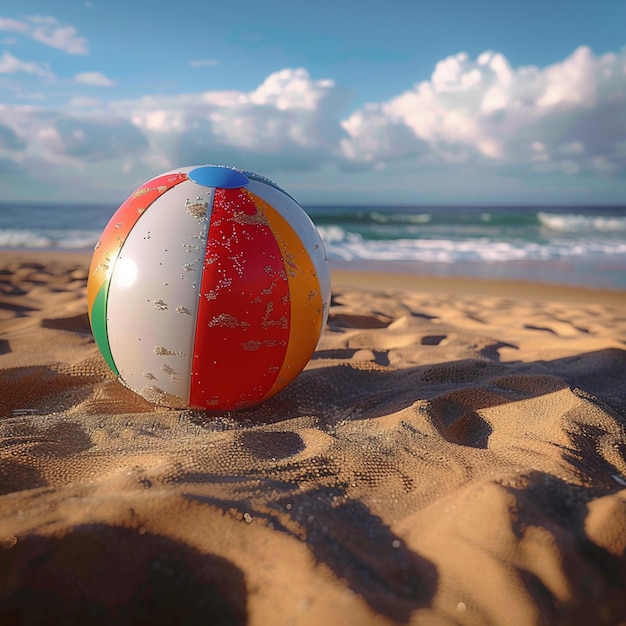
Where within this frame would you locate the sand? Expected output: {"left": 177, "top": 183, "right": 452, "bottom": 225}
{"left": 1, "top": 250, "right": 626, "bottom": 625}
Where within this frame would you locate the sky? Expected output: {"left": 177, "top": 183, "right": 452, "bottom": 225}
{"left": 1, "top": 0, "right": 625, "bottom": 206}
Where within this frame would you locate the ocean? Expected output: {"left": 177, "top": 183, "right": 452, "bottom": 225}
{"left": 1, "top": 202, "right": 626, "bottom": 291}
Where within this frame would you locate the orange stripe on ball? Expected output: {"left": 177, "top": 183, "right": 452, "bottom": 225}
{"left": 245, "top": 191, "right": 325, "bottom": 402}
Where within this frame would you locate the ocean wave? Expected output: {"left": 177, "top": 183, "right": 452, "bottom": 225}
{"left": 315, "top": 225, "right": 363, "bottom": 244}
{"left": 320, "top": 234, "right": 626, "bottom": 263}
{"left": 310, "top": 207, "right": 626, "bottom": 233}
{"left": 308, "top": 207, "right": 541, "bottom": 227}
{"left": 0, "top": 229, "right": 53, "bottom": 249}
{"left": 0, "top": 228, "right": 99, "bottom": 250}
{"left": 308, "top": 208, "right": 434, "bottom": 226}
{"left": 537, "top": 212, "right": 626, "bottom": 233}
{"left": 369, "top": 211, "right": 432, "bottom": 225}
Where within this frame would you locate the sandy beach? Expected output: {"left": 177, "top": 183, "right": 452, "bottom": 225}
{"left": 1, "top": 249, "right": 626, "bottom": 625}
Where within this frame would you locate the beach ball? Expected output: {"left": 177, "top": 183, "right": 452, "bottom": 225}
{"left": 87, "top": 165, "right": 330, "bottom": 411}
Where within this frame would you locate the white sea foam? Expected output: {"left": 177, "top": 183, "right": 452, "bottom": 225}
{"left": 316, "top": 225, "right": 363, "bottom": 244}
{"left": 48, "top": 230, "right": 101, "bottom": 249}
{"left": 319, "top": 231, "right": 626, "bottom": 264}
{"left": 0, "top": 229, "right": 52, "bottom": 249}
{"left": 538, "top": 212, "right": 626, "bottom": 233}
{"left": 369, "top": 211, "right": 432, "bottom": 225}
{"left": 0, "top": 228, "right": 99, "bottom": 250}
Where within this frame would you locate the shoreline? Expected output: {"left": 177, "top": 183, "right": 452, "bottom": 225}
{"left": 1, "top": 249, "right": 624, "bottom": 307}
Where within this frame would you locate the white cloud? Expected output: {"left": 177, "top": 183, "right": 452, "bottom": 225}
{"left": 247, "top": 68, "right": 335, "bottom": 111}
{"left": 0, "top": 104, "right": 148, "bottom": 171}
{"left": 340, "top": 45, "right": 626, "bottom": 175}
{"left": 340, "top": 104, "right": 427, "bottom": 164}
{"left": 0, "top": 15, "right": 88, "bottom": 54}
{"left": 558, "top": 141, "right": 584, "bottom": 155}
{"left": 74, "top": 71, "right": 116, "bottom": 87}
{"left": 117, "top": 67, "right": 349, "bottom": 171}
{"left": 0, "top": 50, "right": 53, "bottom": 79}
{"left": 0, "top": 18, "right": 29, "bottom": 35}
{"left": 0, "top": 46, "right": 625, "bottom": 201}
{"left": 535, "top": 46, "right": 596, "bottom": 108}
{"left": 0, "top": 67, "right": 348, "bottom": 180}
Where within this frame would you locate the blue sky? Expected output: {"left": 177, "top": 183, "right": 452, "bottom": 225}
{"left": 1, "top": 0, "right": 625, "bottom": 205}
